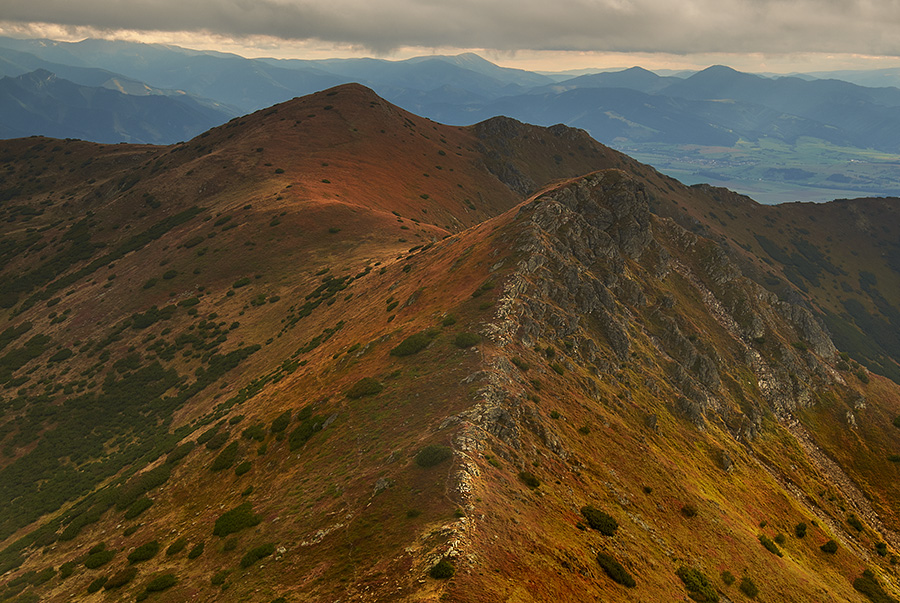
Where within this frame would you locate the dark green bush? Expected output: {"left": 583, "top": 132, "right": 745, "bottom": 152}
{"left": 852, "top": 569, "right": 897, "bottom": 603}
{"left": 440, "top": 314, "right": 457, "bottom": 327}
{"left": 241, "top": 423, "right": 266, "bottom": 441}
{"left": 894, "top": 416, "right": 900, "bottom": 429}
{"left": 59, "top": 561, "right": 75, "bottom": 579}
{"left": 187, "top": 542, "right": 205, "bottom": 559}
{"left": 876, "top": 542, "right": 888, "bottom": 557}
{"left": 428, "top": 559, "right": 454, "bottom": 579}
{"left": 774, "top": 533, "right": 786, "bottom": 545}
{"left": 213, "top": 502, "right": 261, "bottom": 538}
{"left": 471, "top": 280, "right": 494, "bottom": 298}
{"left": 676, "top": 566, "right": 719, "bottom": 602}
{"left": 848, "top": 514, "right": 864, "bottom": 532}
{"left": 232, "top": 277, "right": 251, "bottom": 288}
{"left": 739, "top": 577, "right": 759, "bottom": 598}
{"left": 87, "top": 576, "right": 108, "bottom": 593}
{"left": 518, "top": 471, "right": 540, "bottom": 489}
{"left": 390, "top": 330, "right": 437, "bottom": 356}
{"left": 549, "top": 362, "right": 564, "bottom": 375}
{"left": 758, "top": 534, "right": 783, "bottom": 557}
{"left": 103, "top": 567, "right": 137, "bottom": 590}
{"left": 128, "top": 540, "right": 160, "bottom": 564}
{"left": 596, "top": 552, "right": 635, "bottom": 587}
{"left": 166, "top": 441, "right": 195, "bottom": 464}
{"left": 795, "top": 522, "right": 807, "bottom": 538}
{"left": 210, "top": 441, "right": 239, "bottom": 471}
{"left": 415, "top": 445, "right": 452, "bottom": 468}
{"left": 211, "top": 569, "right": 230, "bottom": 586}
{"left": 240, "top": 543, "right": 275, "bottom": 568}
{"left": 346, "top": 377, "right": 383, "bottom": 399}
{"left": 821, "top": 539, "right": 838, "bottom": 554}
{"left": 235, "top": 461, "right": 252, "bottom": 476}
{"left": 510, "top": 357, "right": 530, "bottom": 371}
{"left": 721, "top": 570, "right": 735, "bottom": 586}
{"left": 270, "top": 410, "right": 291, "bottom": 434}
{"left": 453, "top": 332, "right": 480, "bottom": 348}
{"left": 197, "top": 425, "right": 221, "bottom": 445}
{"left": 144, "top": 573, "right": 176, "bottom": 592}
{"left": 166, "top": 537, "right": 187, "bottom": 556}
{"left": 124, "top": 496, "right": 153, "bottom": 520}
{"left": 84, "top": 549, "right": 115, "bottom": 569}
{"left": 205, "top": 431, "right": 229, "bottom": 450}
{"left": 581, "top": 506, "right": 618, "bottom": 536}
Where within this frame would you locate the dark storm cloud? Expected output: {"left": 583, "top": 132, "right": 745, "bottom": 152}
{"left": 3, "top": 0, "right": 900, "bottom": 55}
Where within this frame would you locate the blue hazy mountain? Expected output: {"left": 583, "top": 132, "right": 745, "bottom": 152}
{"left": 0, "top": 70, "right": 236, "bottom": 144}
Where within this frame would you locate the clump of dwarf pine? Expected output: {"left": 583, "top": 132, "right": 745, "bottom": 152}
{"left": 581, "top": 506, "right": 618, "bottom": 536}
{"left": 596, "top": 552, "right": 635, "bottom": 587}
{"left": 415, "top": 445, "right": 452, "bottom": 468}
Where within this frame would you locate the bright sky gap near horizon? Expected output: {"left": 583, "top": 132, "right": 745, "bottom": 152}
{"left": 2, "top": 0, "right": 900, "bottom": 72}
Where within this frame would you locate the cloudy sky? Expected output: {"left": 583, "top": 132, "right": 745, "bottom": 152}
{"left": 2, "top": 0, "right": 900, "bottom": 72}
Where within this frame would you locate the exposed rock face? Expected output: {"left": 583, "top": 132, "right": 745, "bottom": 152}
{"left": 480, "top": 169, "right": 842, "bottom": 450}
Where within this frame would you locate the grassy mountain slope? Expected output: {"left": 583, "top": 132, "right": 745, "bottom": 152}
{"left": 0, "top": 85, "right": 898, "bottom": 603}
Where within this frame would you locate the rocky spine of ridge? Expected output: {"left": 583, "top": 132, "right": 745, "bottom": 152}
{"left": 429, "top": 170, "right": 893, "bottom": 593}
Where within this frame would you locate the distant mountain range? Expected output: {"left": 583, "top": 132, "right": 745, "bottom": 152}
{"left": 0, "top": 70, "right": 236, "bottom": 144}
{"left": 4, "top": 36, "right": 900, "bottom": 201}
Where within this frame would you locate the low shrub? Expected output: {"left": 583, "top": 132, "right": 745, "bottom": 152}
{"left": 429, "top": 559, "right": 454, "bottom": 579}
{"left": 166, "top": 537, "right": 187, "bottom": 556}
{"left": 821, "top": 539, "right": 838, "bottom": 554}
{"left": 795, "top": 522, "right": 807, "bottom": 538}
{"left": 739, "top": 577, "right": 759, "bottom": 598}
{"left": 124, "top": 496, "right": 153, "bottom": 520}
{"left": 214, "top": 502, "right": 261, "bottom": 538}
{"left": 852, "top": 569, "right": 897, "bottom": 603}
{"left": 774, "top": 533, "right": 786, "bottom": 545}
{"left": 210, "top": 441, "right": 239, "bottom": 471}
{"left": 240, "top": 543, "right": 275, "bottom": 568}
{"left": 87, "top": 576, "right": 108, "bottom": 593}
{"left": 415, "top": 445, "right": 452, "bottom": 468}
{"left": 187, "top": 542, "right": 205, "bottom": 559}
{"left": 241, "top": 423, "right": 266, "bottom": 441}
{"left": 166, "top": 441, "right": 195, "bottom": 464}
{"left": 59, "top": 561, "right": 75, "bottom": 579}
{"left": 596, "top": 552, "right": 635, "bottom": 587}
{"left": 144, "top": 573, "right": 176, "bottom": 592}
{"left": 103, "top": 567, "right": 137, "bottom": 590}
{"left": 721, "top": 570, "right": 735, "bottom": 586}
{"left": 518, "top": 471, "right": 540, "bottom": 489}
{"left": 676, "top": 566, "right": 719, "bottom": 602}
{"left": 453, "top": 332, "right": 480, "bottom": 348}
{"left": 211, "top": 569, "right": 230, "bottom": 586}
{"left": 510, "top": 357, "right": 530, "bottom": 371}
{"left": 84, "top": 549, "right": 115, "bottom": 569}
{"left": 390, "top": 329, "right": 438, "bottom": 356}
{"left": 346, "top": 377, "right": 383, "bottom": 399}
{"left": 235, "top": 461, "right": 252, "bottom": 476}
{"left": 758, "top": 534, "right": 783, "bottom": 557}
{"left": 581, "top": 506, "right": 618, "bottom": 536}
{"left": 681, "top": 504, "right": 698, "bottom": 518}
{"left": 876, "top": 542, "right": 888, "bottom": 557}
{"left": 205, "top": 431, "right": 229, "bottom": 450}
{"left": 270, "top": 410, "right": 291, "bottom": 434}
{"left": 848, "top": 514, "right": 864, "bottom": 532}
{"left": 128, "top": 540, "right": 160, "bottom": 564}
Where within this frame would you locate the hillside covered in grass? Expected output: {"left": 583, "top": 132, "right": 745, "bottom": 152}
{"left": 0, "top": 84, "right": 898, "bottom": 602}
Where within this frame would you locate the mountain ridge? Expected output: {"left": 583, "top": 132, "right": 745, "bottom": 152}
{"left": 0, "top": 84, "right": 897, "bottom": 602}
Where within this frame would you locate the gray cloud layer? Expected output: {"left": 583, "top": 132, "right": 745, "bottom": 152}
{"left": 3, "top": 0, "right": 900, "bottom": 55}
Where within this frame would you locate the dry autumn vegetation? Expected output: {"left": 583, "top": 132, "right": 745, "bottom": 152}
{"left": 0, "top": 83, "right": 897, "bottom": 602}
